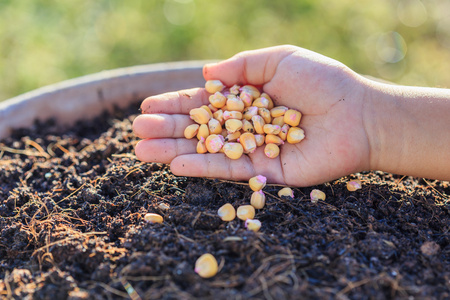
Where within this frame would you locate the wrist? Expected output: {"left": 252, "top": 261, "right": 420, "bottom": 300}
{"left": 361, "top": 78, "right": 401, "bottom": 174}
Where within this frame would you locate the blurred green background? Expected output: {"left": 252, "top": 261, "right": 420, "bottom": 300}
{"left": 1, "top": 0, "right": 450, "bottom": 102}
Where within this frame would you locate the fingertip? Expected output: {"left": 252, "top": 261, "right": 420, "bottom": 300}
{"left": 134, "top": 139, "right": 147, "bottom": 162}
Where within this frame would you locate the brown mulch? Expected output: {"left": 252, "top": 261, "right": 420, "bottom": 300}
{"left": 0, "top": 101, "right": 449, "bottom": 300}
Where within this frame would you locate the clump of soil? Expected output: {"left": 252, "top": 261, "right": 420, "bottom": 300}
{"left": 0, "top": 102, "right": 449, "bottom": 299}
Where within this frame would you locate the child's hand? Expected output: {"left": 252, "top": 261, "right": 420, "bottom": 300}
{"left": 133, "top": 45, "right": 373, "bottom": 186}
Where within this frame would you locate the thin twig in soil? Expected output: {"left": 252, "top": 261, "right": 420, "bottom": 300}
{"left": 0, "top": 144, "right": 49, "bottom": 158}
{"left": 31, "top": 231, "right": 107, "bottom": 256}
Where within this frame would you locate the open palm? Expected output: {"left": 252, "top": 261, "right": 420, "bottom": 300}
{"left": 133, "top": 45, "right": 372, "bottom": 187}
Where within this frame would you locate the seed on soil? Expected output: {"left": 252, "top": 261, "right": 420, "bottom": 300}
{"left": 236, "top": 205, "right": 255, "bottom": 220}
{"left": 205, "top": 80, "right": 225, "bottom": 94}
{"left": 347, "top": 179, "right": 362, "bottom": 191}
{"left": 144, "top": 213, "right": 164, "bottom": 223}
{"left": 278, "top": 187, "right": 294, "bottom": 198}
{"left": 245, "top": 219, "right": 262, "bottom": 232}
{"left": 218, "top": 203, "right": 236, "bottom": 221}
{"left": 195, "top": 253, "right": 219, "bottom": 278}
{"left": 249, "top": 175, "right": 267, "bottom": 192}
{"left": 250, "top": 190, "right": 266, "bottom": 209}
{"left": 310, "top": 189, "right": 326, "bottom": 203}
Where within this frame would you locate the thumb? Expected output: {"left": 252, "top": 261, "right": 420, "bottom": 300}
{"left": 203, "top": 45, "right": 297, "bottom": 87}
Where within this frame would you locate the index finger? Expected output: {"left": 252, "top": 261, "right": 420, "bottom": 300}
{"left": 140, "top": 87, "right": 210, "bottom": 114}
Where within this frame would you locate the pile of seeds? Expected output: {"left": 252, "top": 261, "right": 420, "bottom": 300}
{"left": 184, "top": 80, "right": 305, "bottom": 159}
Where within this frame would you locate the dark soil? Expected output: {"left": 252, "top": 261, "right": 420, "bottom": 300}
{"left": 0, "top": 101, "right": 449, "bottom": 300}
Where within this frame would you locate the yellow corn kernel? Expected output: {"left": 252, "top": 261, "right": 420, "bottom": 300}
{"left": 205, "top": 80, "right": 225, "bottom": 94}
{"left": 265, "top": 134, "right": 284, "bottom": 145}
{"left": 284, "top": 109, "right": 302, "bottom": 127}
{"left": 252, "top": 97, "right": 270, "bottom": 109}
{"left": 184, "top": 124, "right": 200, "bottom": 139}
{"left": 197, "top": 137, "right": 207, "bottom": 154}
{"left": 264, "top": 143, "right": 280, "bottom": 159}
{"left": 347, "top": 179, "right": 362, "bottom": 191}
{"left": 250, "top": 190, "right": 266, "bottom": 209}
{"left": 272, "top": 116, "right": 285, "bottom": 127}
{"left": 241, "top": 85, "right": 261, "bottom": 99}
{"left": 226, "top": 95, "right": 245, "bottom": 112}
{"left": 226, "top": 131, "right": 241, "bottom": 142}
{"left": 270, "top": 106, "right": 289, "bottom": 118}
{"left": 223, "top": 142, "right": 244, "bottom": 160}
{"left": 205, "top": 134, "right": 224, "bottom": 153}
{"left": 251, "top": 115, "right": 265, "bottom": 134}
{"left": 213, "top": 109, "right": 225, "bottom": 125}
{"left": 242, "top": 119, "right": 255, "bottom": 133}
{"left": 221, "top": 104, "right": 228, "bottom": 111}
{"left": 254, "top": 134, "right": 265, "bottom": 147}
{"left": 208, "top": 104, "right": 218, "bottom": 113}
{"left": 261, "top": 92, "right": 274, "bottom": 109}
{"left": 249, "top": 175, "right": 267, "bottom": 191}
{"left": 263, "top": 124, "right": 281, "bottom": 135}
{"left": 236, "top": 205, "right": 255, "bottom": 220}
{"left": 258, "top": 108, "right": 272, "bottom": 124}
{"left": 144, "top": 213, "right": 163, "bottom": 223}
{"left": 239, "top": 91, "right": 253, "bottom": 107}
{"left": 209, "top": 92, "right": 227, "bottom": 108}
{"left": 245, "top": 219, "right": 262, "bottom": 232}
{"left": 223, "top": 111, "right": 243, "bottom": 120}
{"left": 208, "top": 118, "right": 222, "bottom": 135}
{"left": 225, "top": 119, "right": 243, "bottom": 133}
{"left": 310, "top": 189, "right": 326, "bottom": 203}
{"left": 201, "top": 105, "right": 214, "bottom": 118}
{"left": 278, "top": 187, "right": 294, "bottom": 198}
{"left": 229, "top": 84, "right": 241, "bottom": 95}
{"left": 218, "top": 203, "right": 236, "bottom": 221}
{"left": 195, "top": 253, "right": 218, "bottom": 278}
{"left": 287, "top": 127, "right": 305, "bottom": 144}
{"left": 243, "top": 106, "right": 259, "bottom": 121}
{"left": 278, "top": 124, "right": 290, "bottom": 141}
{"left": 239, "top": 132, "right": 257, "bottom": 153}
{"left": 197, "top": 124, "right": 210, "bottom": 141}
{"left": 190, "top": 107, "right": 211, "bottom": 124}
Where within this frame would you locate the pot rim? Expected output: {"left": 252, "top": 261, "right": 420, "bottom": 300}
{"left": 0, "top": 60, "right": 213, "bottom": 139}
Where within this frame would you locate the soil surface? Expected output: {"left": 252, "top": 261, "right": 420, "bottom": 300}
{"left": 0, "top": 101, "right": 449, "bottom": 300}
